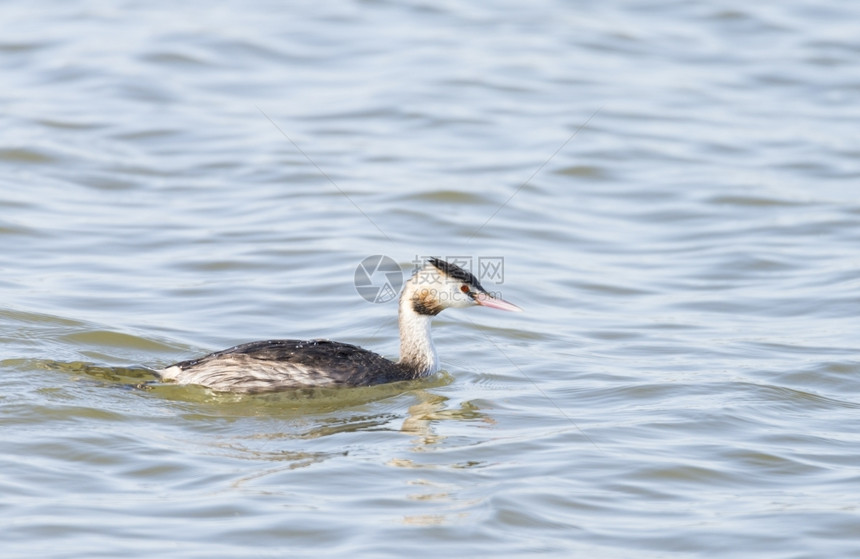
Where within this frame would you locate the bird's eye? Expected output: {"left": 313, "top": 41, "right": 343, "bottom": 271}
{"left": 460, "top": 285, "right": 470, "bottom": 294}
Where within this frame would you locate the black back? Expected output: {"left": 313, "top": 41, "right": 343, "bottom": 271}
{"left": 170, "top": 339, "right": 415, "bottom": 387}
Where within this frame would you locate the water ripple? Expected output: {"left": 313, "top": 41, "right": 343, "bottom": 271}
{"left": 2, "top": 0, "right": 860, "bottom": 557}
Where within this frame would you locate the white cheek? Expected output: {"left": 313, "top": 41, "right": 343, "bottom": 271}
{"left": 448, "top": 290, "right": 476, "bottom": 308}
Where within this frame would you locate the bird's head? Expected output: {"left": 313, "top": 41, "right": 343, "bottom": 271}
{"left": 403, "top": 258, "right": 522, "bottom": 316}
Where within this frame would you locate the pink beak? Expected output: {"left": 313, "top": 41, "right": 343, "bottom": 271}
{"left": 474, "top": 291, "right": 523, "bottom": 312}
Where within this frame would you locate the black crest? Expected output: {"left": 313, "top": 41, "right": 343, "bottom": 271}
{"left": 427, "top": 258, "right": 482, "bottom": 288}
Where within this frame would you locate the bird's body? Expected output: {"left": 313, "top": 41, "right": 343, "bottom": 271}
{"left": 158, "top": 339, "right": 414, "bottom": 392}
{"left": 157, "top": 258, "right": 521, "bottom": 393}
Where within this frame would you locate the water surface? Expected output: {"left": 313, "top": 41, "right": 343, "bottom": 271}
{"left": 2, "top": 1, "right": 860, "bottom": 557}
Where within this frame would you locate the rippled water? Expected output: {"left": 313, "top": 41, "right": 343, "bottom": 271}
{"left": 2, "top": 1, "right": 860, "bottom": 557}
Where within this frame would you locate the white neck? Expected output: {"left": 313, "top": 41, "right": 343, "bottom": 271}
{"left": 397, "top": 281, "right": 438, "bottom": 377}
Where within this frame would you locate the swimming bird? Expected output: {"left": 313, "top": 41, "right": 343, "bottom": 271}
{"left": 157, "top": 258, "right": 521, "bottom": 392}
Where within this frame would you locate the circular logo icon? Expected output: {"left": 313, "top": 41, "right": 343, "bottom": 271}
{"left": 354, "top": 255, "right": 403, "bottom": 304}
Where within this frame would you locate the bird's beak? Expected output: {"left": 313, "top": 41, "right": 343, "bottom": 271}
{"left": 474, "top": 292, "right": 523, "bottom": 312}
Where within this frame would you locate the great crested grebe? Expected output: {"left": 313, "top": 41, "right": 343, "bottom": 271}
{"left": 157, "top": 258, "right": 521, "bottom": 392}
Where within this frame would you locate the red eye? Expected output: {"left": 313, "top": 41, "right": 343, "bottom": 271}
{"left": 460, "top": 285, "right": 470, "bottom": 294}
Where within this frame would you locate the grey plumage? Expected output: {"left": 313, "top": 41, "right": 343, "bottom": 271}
{"left": 159, "top": 339, "right": 413, "bottom": 393}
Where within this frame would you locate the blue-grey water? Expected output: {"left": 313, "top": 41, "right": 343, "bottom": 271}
{"left": 2, "top": 1, "right": 859, "bottom": 557}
